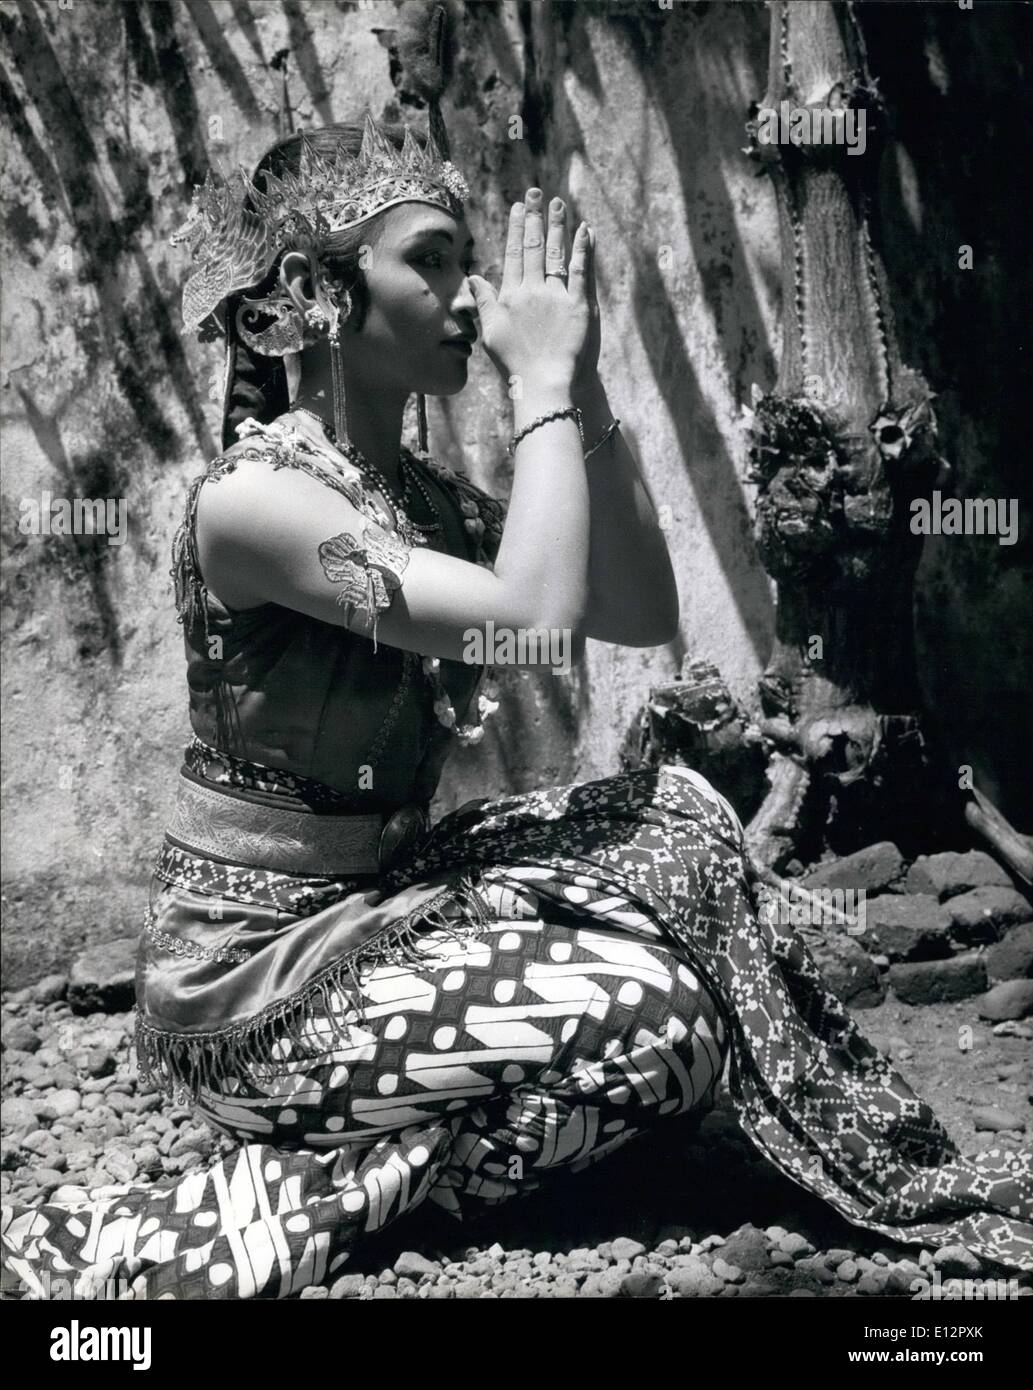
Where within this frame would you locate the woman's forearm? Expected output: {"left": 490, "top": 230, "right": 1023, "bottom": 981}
{"left": 491, "top": 375, "right": 591, "bottom": 639}
{"left": 575, "top": 374, "right": 680, "bottom": 646}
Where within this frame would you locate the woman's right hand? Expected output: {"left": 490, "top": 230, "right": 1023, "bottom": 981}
{"left": 468, "top": 188, "right": 592, "bottom": 393}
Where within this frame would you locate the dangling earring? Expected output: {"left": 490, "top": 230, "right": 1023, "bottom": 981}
{"left": 417, "top": 393, "right": 429, "bottom": 455}
{"left": 329, "top": 288, "right": 353, "bottom": 450}
{"left": 284, "top": 351, "right": 302, "bottom": 403}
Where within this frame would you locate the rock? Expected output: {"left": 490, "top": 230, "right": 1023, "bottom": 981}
{"left": 68, "top": 938, "right": 138, "bottom": 1015}
{"left": 620, "top": 1271, "right": 664, "bottom": 1298}
{"left": 299, "top": 1285, "right": 327, "bottom": 1299}
{"left": 453, "top": 1279, "right": 485, "bottom": 1299}
{"left": 945, "top": 888, "right": 1032, "bottom": 946}
{"left": 101, "top": 1150, "right": 138, "bottom": 1183}
{"left": 987, "top": 924, "right": 1033, "bottom": 983}
{"left": 0, "top": 1097, "right": 39, "bottom": 1136}
{"left": 610, "top": 1237, "right": 647, "bottom": 1262}
{"left": 796, "top": 1257, "right": 834, "bottom": 1285}
{"left": 712, "top": 1258, "right": 744, "bottom": 1283}
{"left": 906, "top": 850, "right": 1014, "bottom": 901}
{"left": 932, "top": 1245, "right": 982, "bottom": 1276}
{"left": 865, "top": 894, "right": 950, "bottom": 962}
{"left": 394, "top": 1250, "right": 439, "bottom": 1280}
{"left": 22, "top": 1129, "right": 60, "bottom": 1156}
{"left": 592, "top": 1270, "right": 625, "bottom": 1297}
{"left": 32, "top": 974, "right": 69, "bottom": 1004}
{"left": 330, "top": 1273, "right": 367, "bottom": 1299}
{"left": 810, "top": 936, "right": 886, "bottom": 1009}
{"left": 38, "top": 1084, "right": 80, "bottom": 1117}
{"left": 3, "top": 1020, "right": 42, "bottom": 1053}
{"left": 857, "top": 1273, "right": 886, "bottom": 1294}
{"left": 977, "top": 980, "right": 1033, "bottom": 1022}
{"left": 86, "top": 1049, "right": 117, "bottom": 1079}
{"left": 51, "top": 1184, "right": 89, "bottom": 1204}
{"left": 802, "top": 843, "right": 905, "bottom": 894}
{"left": 972, "top": 1106, "right": 1026, "bottom": 1133}
{"left": 998, "top": 1061, "right": 1026, "bottom": 1080}
{"left": 889, "top": 954, "right": 986, "bottom": 1005}
{"left": 993, "top": 1021, "right": 1033, "bottom": 1040}
{"left": 778, "top": 1232, "right": 815, "bottom": 1259}
{"left": 133, "top": 1144, "right": 162, "bottom": 1173}
{"left": 836, "top": 1259, "right": 859, "bottom": 1282}
{"left": 720, "top": 1225, "right": 770, "bottom": 1272}
{"left": 667, "top": 1261, "right": 723, "bottom": 1298}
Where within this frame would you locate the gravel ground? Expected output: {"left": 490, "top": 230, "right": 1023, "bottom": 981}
{"left": 2, "top": 979, "right": 1030, "bottom": 1300}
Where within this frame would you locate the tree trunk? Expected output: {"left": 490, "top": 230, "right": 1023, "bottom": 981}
{"left": 742, "top": 0, "right": 946, "bottom": 868}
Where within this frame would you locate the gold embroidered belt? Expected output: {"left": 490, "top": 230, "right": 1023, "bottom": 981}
{"left": 165, "top": 774, "right": 427, "bottom": 877}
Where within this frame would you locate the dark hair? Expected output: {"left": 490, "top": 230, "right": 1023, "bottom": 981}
{"left": 221, "top": 119, "right": 426, "bottom": 450}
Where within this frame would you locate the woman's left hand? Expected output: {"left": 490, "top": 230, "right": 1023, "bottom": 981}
{"left": 546, "top": 200, "right": 600, "bottom": 391}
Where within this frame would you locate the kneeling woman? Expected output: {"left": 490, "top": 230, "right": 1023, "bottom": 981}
{"left": 4, "top": 116, "right": 1030, "bottom": 1298}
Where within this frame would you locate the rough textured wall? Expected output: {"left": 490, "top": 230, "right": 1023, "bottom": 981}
{"left": 2, "top": 0, "right": 1027, "bottom": 986}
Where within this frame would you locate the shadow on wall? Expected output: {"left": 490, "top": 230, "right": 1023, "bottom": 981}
{"left": 861, "top": 0, "right": 1033, "bottom": 826}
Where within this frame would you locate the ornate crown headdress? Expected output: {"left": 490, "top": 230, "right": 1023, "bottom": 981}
{"left": 171, "top": 109, "right": 470, "bottom": 333}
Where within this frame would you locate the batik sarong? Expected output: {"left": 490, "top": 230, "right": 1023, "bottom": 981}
{"left": 3, "top": 765, "right": 1031, "bottom": 1300}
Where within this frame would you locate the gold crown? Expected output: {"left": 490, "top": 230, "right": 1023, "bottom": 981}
{"left": 172, "top": 111, "right": 470, "bottom": 330}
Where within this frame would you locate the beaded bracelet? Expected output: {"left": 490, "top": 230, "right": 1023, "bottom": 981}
{"left": 507, "top": 405, "right": 584, "bottom": 457}
{"left": 584, "top": 417, "right": 621, "bottom": 458}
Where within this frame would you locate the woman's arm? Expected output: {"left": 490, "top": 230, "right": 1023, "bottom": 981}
{"left": 196, "top": 377, "right": 587, "bottom": 669}
{"left": 574, "top": 371, "right": 680, "bottom": 647}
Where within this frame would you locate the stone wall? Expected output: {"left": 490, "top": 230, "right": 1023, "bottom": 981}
{"left": 1, "top": 0, "right": 1028, "bottom": 985}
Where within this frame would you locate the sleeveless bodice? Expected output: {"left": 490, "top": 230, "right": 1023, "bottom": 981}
{"left": 171, "top": 417, "right": 505, "bottom": 811}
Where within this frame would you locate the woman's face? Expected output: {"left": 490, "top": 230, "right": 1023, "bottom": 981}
{"left": 343, "top": 203, "right": 479, "bottom": 397}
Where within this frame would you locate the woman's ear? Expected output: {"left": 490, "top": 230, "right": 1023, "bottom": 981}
{"left": 279, "top": 251, "right": 316, "bottom": 315}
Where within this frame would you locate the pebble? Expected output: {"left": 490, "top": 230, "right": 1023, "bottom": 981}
{"left": 778, "top": 1232, "right": 815, "bottom": 1258}
{"left": 972, "top": 1106, "right": 1026, "bottom": 1133}
{"left": 620, "top": 1271, "right": 664, "bottom": 1298}
{"left": 0, "top": 1098, "right": 38, "bottom": 1134}
{"left": 978, "top": 981, "right": 1033, "bottom": 1023}
{"left": 39, "top": 1088, "right": 81, "bottom": 1120}
{"left": 86, "top": 1049, "right": 117, "bottom": 1078}
{"left": 394, "top": 1250, "right": 439, "bottom": 1280}
{"left": 4, "top": 1020, "right": 42, "bottom": 1053}
{"left": 992, "top": 1021, "right": 1033, "bottom": 1040}
{"left": 611, "top": 1237, "right": 647, "bottom": 1262}
{"left": 30, "top": 975, "right": 68, "bottom": 1005}
{"left": 932, "top": 1244, "right": 983, "bottom": 1276}
{"left": 712, "top": 1258, "right": 744, "bottom": 1283}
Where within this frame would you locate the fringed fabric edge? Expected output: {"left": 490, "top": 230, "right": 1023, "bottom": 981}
{"left": 133, "top": 872, "right": 492, "bottom": 1104}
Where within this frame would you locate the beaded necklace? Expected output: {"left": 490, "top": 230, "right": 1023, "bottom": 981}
{"left": 289, "top": 404, "right": 443, "bottom": 545}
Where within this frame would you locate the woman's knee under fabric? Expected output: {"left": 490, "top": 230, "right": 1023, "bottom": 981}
{"left": 195, "top": 917, "right": 730, "bottom": 1152}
